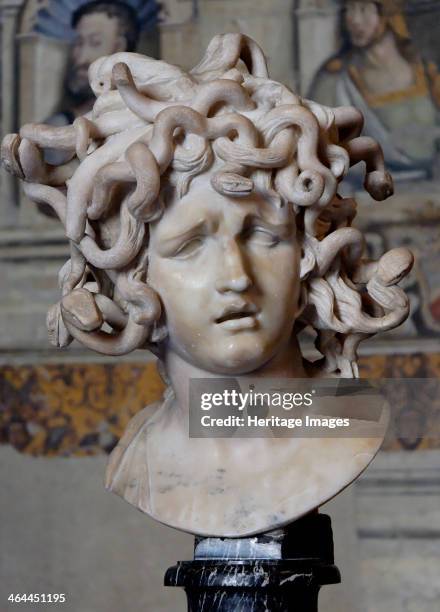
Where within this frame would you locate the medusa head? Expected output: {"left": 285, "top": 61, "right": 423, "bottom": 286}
{"left": 1, "top": 34, "right": 412, "bottom": 378}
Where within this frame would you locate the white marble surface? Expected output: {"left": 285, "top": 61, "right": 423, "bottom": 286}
{"left": 107, "top": 389, "right": 387, "bottom": 536}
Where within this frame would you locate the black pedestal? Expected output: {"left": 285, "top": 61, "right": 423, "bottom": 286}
{"left": 164, "top": 513, "right": 340, "bottom": 611}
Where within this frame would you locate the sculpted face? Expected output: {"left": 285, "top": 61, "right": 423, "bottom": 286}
{"left": 345, "top": 1, "right": 384, "bottom": 48}
{"left": 147, "top": 176, "right": 301, "bottom": 374}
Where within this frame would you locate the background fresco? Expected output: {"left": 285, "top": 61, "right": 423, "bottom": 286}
{"left": 304, "top": 0, "right": 440, "bottom": 339}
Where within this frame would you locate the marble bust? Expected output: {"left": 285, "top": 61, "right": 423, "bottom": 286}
{"left": 1, "top": 33, "right": 412, "bottom": 536}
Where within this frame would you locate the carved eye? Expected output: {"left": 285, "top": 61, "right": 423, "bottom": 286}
{"left": 173, "top": 237, "right": 204, "bottom": 259}
{"left": 244, "top": 227, "right": 280, "bottom": 247}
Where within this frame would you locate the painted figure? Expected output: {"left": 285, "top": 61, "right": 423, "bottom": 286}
{"left": 34, "top": 1, "right": 159, "bottom": 166}
{"left": 1, "top": 34, "right": 412, "bottom": 536}
{"left": 49, "top": 1, "right": 142, "bottom": 126}
{"left": 309, "top": 0, "right": 440, "bottom": 182}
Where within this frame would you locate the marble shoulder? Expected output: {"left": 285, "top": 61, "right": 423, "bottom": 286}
{"left": 105, "top": 401, "right": 161, "bottom": 490}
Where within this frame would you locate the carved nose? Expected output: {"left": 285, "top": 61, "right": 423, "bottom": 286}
{"left": 220, "top": 274, "right": 251, "bottom": 293}
{"left": 215, "top": 241, "right": 252, "bottom": 293}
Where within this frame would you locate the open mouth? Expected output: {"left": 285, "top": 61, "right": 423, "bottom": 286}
{"left": 216, "top": 311, "right": 253, "bottom": 324}
{"left": 215, "top": 306, "right": 258, "bottom": 330}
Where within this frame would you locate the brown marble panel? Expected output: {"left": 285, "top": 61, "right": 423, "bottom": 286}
{"left": 0, "top": 362, "right": 164, "bottom": 456}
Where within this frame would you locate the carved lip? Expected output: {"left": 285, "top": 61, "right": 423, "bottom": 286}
{"left": 215, "top": 303, "right": 259, "bottom": 329}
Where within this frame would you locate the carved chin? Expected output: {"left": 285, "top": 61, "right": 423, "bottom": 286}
{"left": 205, "top": 336, "right": 275, "bottom": 375}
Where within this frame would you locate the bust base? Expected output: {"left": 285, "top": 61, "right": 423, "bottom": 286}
{"left": 164, "top": 513, "right": 340, "bottom": 611}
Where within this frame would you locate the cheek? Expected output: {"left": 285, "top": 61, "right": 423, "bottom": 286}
{"left": 72, "top": 45, "right": 81, "bottom": 63}
{"left": 150, "top": 258, "right": 212, "bottom": 298}
{"left": 251, "top": 244, "right": 300, "bottom": 302}
{"left": 93, "top": 43, "right": 111, "bottom": 59}
{"left": 148, "top": 257, "right": 212, "bottom": 332}
{"left": 366, "top": 13, "right": 381, "bottom": 36}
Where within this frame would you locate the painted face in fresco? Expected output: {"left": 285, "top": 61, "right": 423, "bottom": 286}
{"left": 345, "top": 1, "right": 384, "bottom": 48}
{"left": 67, "top": 12, "right": 127, "bottom": 102}
{"left": 147, "top": 175, "right": 301, "bottom": 374}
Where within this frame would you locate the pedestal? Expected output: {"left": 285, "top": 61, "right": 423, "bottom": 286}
{"left": 164, "top": 513, "right": 340, "bottom": 611}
